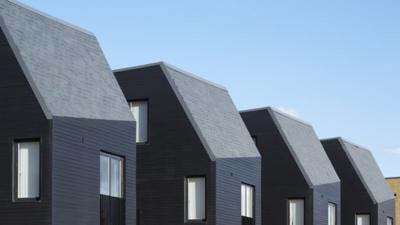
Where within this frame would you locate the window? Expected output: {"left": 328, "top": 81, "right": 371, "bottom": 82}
{"left": 356, "top": 214, "right": 370, "bottom": 225}
{"left": 241, "top": 183, "right": 254, "bottom": 218}
{"left": 100, "top": 153, "right": 123, "bottom": 198}
{"left": 15, "top": 141, "right": 40, "bottom": 200}
{"left": 328, "top": 203, "right": 336, "bottom": 225}
{"left": 289, "top": 199, "right": 304, "bottom": 225}
{"left": 129, "top": 101, "right": 148, "bottom": 143}
{"left": 186, "top": 177, "right": 206, "bottom": 221}
{"left": 387, "top": 217, "right": 393, "bottom": 225}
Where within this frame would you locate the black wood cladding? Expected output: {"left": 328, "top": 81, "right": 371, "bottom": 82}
{"left": 115, "top": 65, "right": 261, "bottom": 225}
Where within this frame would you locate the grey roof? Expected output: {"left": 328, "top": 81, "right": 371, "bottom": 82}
{"left": 162, "top": 63, "right": 260, "bottom": 160}
{"left": 116, "top": 62, "right": 260, "bottom": 160}
{"left": 243, "top": 107, "right": 340, "bottom": 186}
{"left": 0, "top": 0, "right": 133, "bottom": 121}
{"left": 329, "top": 138, "right": 394, "bottom": 203}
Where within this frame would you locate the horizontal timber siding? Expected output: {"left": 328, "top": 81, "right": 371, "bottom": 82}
{"left": 51, "top": 117, "right": 136, "bottom": 225}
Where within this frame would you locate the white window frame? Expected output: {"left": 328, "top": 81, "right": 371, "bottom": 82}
{"left": 129, "top": 101, "right": 148, "bottom": 143}
{"left": 355, "top": 214, "right": 370, "bottom": 225}
{"left": 14, "top": 140, "right": 40, "bottom": 201}
{"left": 241, "top": 183, "right": 255, "bottom": 218}
{"left": 328, "top": 203, "right": 337, "bottom": 225}
{"left": 387, "top": 217, "right": 393, "bottom": 225}
{"left": 186, "top": 176, "right": 206, "bottom": 221}
{"left": 289, "top": 199, "right": 305, "bottom": 225}
{"left": 100, "top": 152, "right": 124, "bottom": 198}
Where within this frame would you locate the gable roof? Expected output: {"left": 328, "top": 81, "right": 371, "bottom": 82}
{"left": 241, "top": 107, "right": 340, "bottom": 186}
{"left": 324, "top": 138, "right": 394, "bottom": 203}
{"left": 115, "top": 62, "right": 261, "bottom": 160}
{"left": 0, "top": 0, "right": 133, "bottom": 121}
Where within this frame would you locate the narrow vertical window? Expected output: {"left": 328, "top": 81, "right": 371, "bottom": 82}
{"left": 387, "top": 217, "right": 393, "bottom": 225}
{"left": 100, "top": 155, "right": 110, "bottom": 195}
{"left": 328, "top": 203, "right": 336, "bottom": 225}
{"left": 100, "top": 153, "right": 123, "bottom": 198}
{"left": 186, "top": 177, "right": 206, "bottom": 221}
{"left": 289, "top": 199, "right": 304, "bottom": 225}
{"left": 130, "top": 101, "right": 148, "bottom": 143}
{"left": 241, "top": 183, "right": 254, "bottom": 218}
{"left": 356, "top": 214, "right": 370, "bottom": 225}
{"left": 15, "top": 141, "right": 40, "bottom": 199}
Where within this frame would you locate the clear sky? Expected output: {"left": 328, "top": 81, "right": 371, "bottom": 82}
{"left": 20, "top": 0, "right": 400, "bottom": 177}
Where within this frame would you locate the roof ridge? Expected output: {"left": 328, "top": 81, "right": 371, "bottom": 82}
{"left": 269, "top": 107, "right": 313, "bottom": 127}
{"left": 240, "top": 106, "right": 312, "bottom": 128}
{"left": 162, "top": 62, "right": 228, "bottom": 91}
{"left": 339, "top": 137, "right": 372, "bottom": 153}
{"left": 113, "top": 61, "right": 164, "bottom": 73}
{"left": 239, "top": 106, "right": 271, "bottom": 113}
{"left": 114, "top": 61, "right": 229, "bottom": 91}
{"left": 4, "top": 0, "right": 94, "bottom": 36}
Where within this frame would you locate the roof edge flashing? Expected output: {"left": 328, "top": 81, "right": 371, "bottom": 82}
{"left": 241, "top": 106, "right": 313, "bottom": 128}
{"left": 269, "top": 107, "right": 312, "bottom": 128}
{"left": 162, "top": 62, "right": 228, "bottom": 91}
{"left": 5, "top": 0, "right": 94, "bottom": 36}
{"left": 239, "top": 106, "right": 271, "bottom": 114}
{"left": 113, "top": 61, "right": 165, "bottom": 73}
{"left": 114, "top": 61, "right": 228, "bottom": 92}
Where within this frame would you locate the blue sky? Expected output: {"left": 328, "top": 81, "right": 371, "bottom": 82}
{"left": 20, "top": 0, "right": 400, "bottom": 176}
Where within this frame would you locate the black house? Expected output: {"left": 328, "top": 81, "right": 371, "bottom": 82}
{"left": 114, "top": 62, "right": 262, "bottom": 225}
{"left": 322, "top": 138, "right": 395, "bottom": 225}
{"left": 0, "top": 1, "right": 136, "bottom": 225}
{"left": 240, "top": 107, "right": 341, "bottom": 225}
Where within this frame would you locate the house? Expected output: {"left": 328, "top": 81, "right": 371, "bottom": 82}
{"left": 386, "top": 177, "right": 399, "bottom": 225}
{"left": 240, "top": 107, "right": 341, "bottom": 225}
{"left": 322, "top": 138, "right": 395, "bottom": 225}
{"left": 0, "top": 1, "right": 136, "bottom": 225}
{"left": 114, "top": 62, "right": 262, "bottom": 225}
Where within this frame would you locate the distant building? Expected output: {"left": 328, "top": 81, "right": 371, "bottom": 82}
{"left": 322, "top": 138, "right": 395, "bottom": 225}
{"left": 387, "top": 177, "right": 400, "bottom": 225}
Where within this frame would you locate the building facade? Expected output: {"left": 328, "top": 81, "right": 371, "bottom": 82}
{"left": 387, "top": 177, "right": 399, "bottom": 225}
{"left": 0, "top": 1, "right": 136, "bottom": 225}
{"left": 322, "top": 138, "right": 395, "bottom": 225}
{"left": 115, "top": 62, "right": 261, "bottom": 225}
{"left": 241, "top": 107, "right": 341, "bottom": 225}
